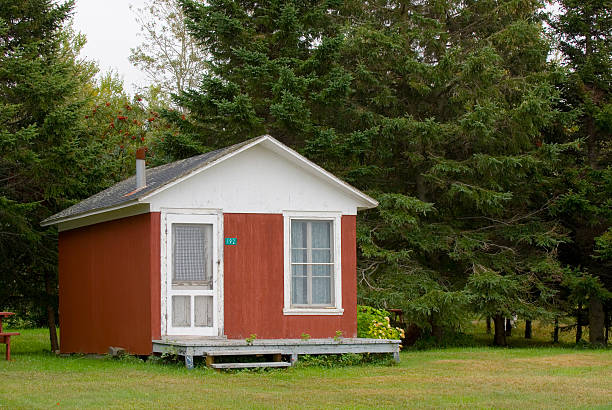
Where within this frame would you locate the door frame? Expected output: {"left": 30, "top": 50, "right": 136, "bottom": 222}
{"left": 160, "top": 208, "right": 224, "bottom": 337}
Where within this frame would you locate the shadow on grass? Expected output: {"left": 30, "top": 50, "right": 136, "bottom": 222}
{"left": 405, "top": 320, "right": 607, "bottom": 351}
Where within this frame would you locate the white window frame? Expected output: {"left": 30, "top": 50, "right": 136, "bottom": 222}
{"left": 283, "top": 211, "right": 343, "bottom": 315}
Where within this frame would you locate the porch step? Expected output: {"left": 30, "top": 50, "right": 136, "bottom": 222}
{"left": 205, "top": 350, "right": 282, "bottom": 356}
{"left": 210, "top": 361, "right": 291, "bottom": 369}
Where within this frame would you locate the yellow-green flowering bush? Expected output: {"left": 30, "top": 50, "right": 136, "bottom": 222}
{"left": 357, "top": 305, "right": 405, "bottom": 340}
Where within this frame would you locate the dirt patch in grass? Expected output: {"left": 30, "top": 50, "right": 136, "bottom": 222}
{"left": 434, "top": 353, "right": 609, "bottom": 368}
{"left": 432, "top": 358, "right": 508, "bottom": 372}
{"left": 434, "top": 359, "right": 485, "bottom": 364}
{"left": 508, "top": 354, "right": 608, "bottom": 367}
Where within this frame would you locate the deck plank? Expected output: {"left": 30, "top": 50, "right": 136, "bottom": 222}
{"left": 210, "top": 361, "right": 291, "bottom": 369}
{"left": 205, "top": 350, "right": 282, "bottom": 356}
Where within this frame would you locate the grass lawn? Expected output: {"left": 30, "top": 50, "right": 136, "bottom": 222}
{"left": 1, "top": 329, "right": 611, "bottom": 409}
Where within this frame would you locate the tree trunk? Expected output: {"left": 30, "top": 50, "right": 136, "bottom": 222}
{"left": 44, "top": 271, "right": 59, "bottom": 353}
{"left": 576, "top": 305, "right": 583, "bottom": 344}
{"left": 486, "top": 317, "right": 491, "bottom": 334}
{"left": 605, "top": 309, "right": 609, "bottom": 345}
{"left": 524, "top": 320, "right": 532, "bottom": 339}
{"left": 553, "top": 317, "right": 559, "bottom": 343}
{"left": 493, "top": 315, "right": 507, "bottom": 346}
{"left": 589, "top": 296, "right": 605, "bottom": 346}
{"left": 404, "top": 324, "right": 422, "bottom": 347}
{"left": 505, "top": 318, "right": 512, "bottom": 337}
{"left": 430, "top": 313, "right": 443, "bottom": 344}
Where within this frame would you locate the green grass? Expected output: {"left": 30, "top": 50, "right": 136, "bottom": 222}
{"left": 1, "top": 329, "right": 611, "bottom": 409}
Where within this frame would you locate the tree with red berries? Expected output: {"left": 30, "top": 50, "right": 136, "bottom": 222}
{"left": 82, "top": 71, "right": 179, "bottom": 180}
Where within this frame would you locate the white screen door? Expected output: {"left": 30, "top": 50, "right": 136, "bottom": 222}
{"left": 166, "top": 214, "right": 218, "bottom": 336}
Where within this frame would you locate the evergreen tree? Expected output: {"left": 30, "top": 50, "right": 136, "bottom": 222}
{"left": 338, "top": 0, "right": 567, "bottom": 345}
{"left": 0, "top": 0, "right": 98, "bottom": 350}
{"left": 174, "top": 0, "right": 569, "bottom": 345}
{"left": 550, "top": 0, "right": 611, "bottom": 345}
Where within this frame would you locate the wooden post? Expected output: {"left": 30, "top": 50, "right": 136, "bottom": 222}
{"left": 205, "top": 355, "right": 214, "bottom": 367}
{"left": 5, "top": 336, "right": 11, "bottom": 361}
{"left": 185, "top": 355, "right": 194, "bottom": 369}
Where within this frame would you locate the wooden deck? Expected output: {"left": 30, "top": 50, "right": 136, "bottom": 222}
{"left": 152, "top": 337, "right": 401, "bottom": 368}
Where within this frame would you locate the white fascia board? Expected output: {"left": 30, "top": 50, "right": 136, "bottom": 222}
{"left": 139, "top": 135, "right": 379, "bottom": 210}
{"left": 43, "top": 201, "right": 149, "bottom": 231}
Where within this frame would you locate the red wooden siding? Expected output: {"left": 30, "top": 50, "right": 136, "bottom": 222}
{"left": 223, "top": 214, "right": 357, "bottom": 339}
{"left": 58, "top": 212, "right": 161, "bottom": 354}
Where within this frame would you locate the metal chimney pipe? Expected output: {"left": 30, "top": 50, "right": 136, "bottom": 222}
{"left": 136, "top": 147, "right": 146, "bottom": 189}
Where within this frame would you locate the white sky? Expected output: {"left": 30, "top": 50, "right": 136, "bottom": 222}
{"left": 72, "top": 0, "right": 149, "bottom": 93}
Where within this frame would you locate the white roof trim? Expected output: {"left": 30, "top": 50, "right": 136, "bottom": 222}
{"left": 139, "top": 135, "right": 379, "bottom": 209}
{"left": 40, "top": 200, "right": 141, "bottom": 227}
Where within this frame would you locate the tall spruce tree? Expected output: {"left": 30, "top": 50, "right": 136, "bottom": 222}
{"left": 550, "top": 0, "right": 611, "bottom": 345}
{"left": 0, "top": 0, "right": 98, "bottom": 350}
{"left": 175, "top": 0, "right": 568, "bottom": 345}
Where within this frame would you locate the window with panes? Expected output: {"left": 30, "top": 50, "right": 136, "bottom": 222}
{"left": 290, "top": 219, "right": 335, "bottom": 306}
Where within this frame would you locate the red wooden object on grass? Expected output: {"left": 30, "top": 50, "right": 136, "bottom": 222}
{"left": 0, "top": 312, "right": 20, "bottom": 361}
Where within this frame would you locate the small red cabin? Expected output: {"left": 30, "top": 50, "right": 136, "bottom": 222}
{"left": 43, "top": 136, "right": 378, "bottom": 355}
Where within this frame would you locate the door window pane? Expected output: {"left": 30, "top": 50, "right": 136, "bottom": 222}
{"left": 172, "top": 296, "right": 191, "bottom": 327}
{"left": 194, "top": 296, "right": 214, "bottom": 327}
{"left": 173, "top": 224, "right": 212, "bottom": 288}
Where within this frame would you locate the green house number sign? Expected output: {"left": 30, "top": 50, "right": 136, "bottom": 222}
{"left": 225, "top": 238, "right": 237, "bottom": 246}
